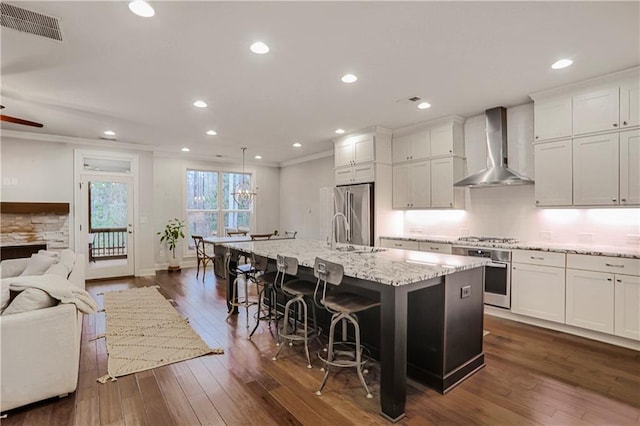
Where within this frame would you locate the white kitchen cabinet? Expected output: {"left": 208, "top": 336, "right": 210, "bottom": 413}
{"left": 534, "top": 140, "right": 573, "bottom": 206}
{"left": 392, "top": 162, "right": 430, "bottom": 209}
{"left": 533, "top": 95, "right": 572, "bottom": 142}
{"left": 335, "top": 163, "right": 375, "bottom": 186}
{"left": 573, "top": 133, "right": 619, "bottom": 206}
{"left": 431, "top": 157, "right": 465, "bottom": 208}
{"left": 511, "top": 250, "right": 566, "bottom": 324}
{"left": 572, "top": 87, "right": 620, "bottom": 136}
{"left": 392, "top": 131, "right": 429, "bottom": 163}
{"left": 620, "top": 78, "right": 640, "bottom": 129}
{"left": 566, "top": 268, "right": 615, "bottom": 334}
{"left": 379, "top": 238, "right": 419, "bottom": 250}
{"left": 334, "top": 135, "right": 375, "bottom": 168}
{"left": 620, "top": 129, "right": 640, "bottom": 205}
{"left": 615, "top": 274, "right": 640, "bottom": 340}
{"left": 430, "top": 123, "right": 464, "bottom": 157}
{"left": 419, "top": 242, "right": 452, "bottom": 254}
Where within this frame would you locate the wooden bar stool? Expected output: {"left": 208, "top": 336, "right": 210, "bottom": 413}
{"left": 191, "top": 235, "right": 215, "bottom": 280}
{"left": 313, "top": 257, "right": 380, "bottom": 399}
{"left": 272, "top": 255, "right": 320, "bottom": 368}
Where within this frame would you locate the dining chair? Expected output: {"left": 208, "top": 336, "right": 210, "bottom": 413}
{"left": 192, "top": 235, "right": 216, "bottom": 280}
{"left": 227, "top": 230, "right": 248, "bottom": 237}
{"left": 284, "top": 231, "right": 298, "bottom": 238}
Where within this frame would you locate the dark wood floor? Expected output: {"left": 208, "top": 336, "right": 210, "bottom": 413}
{"left": 3, "top": 269, "right": 639, "bottom": 425}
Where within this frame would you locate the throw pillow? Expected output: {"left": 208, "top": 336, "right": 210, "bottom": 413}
{"left": 2, "top": 288, "right": 57, "bottom": 315}
{"left": 38, "top": 249, "right": 60, "bottom": 258}
{"left": 59, "top": 249, "right": 76, "bottom": 276}
{"left": 19, "top": 254, "right": 58, "bottom": 276}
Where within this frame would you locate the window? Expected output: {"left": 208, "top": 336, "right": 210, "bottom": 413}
{"left": 185, "top": 169, "right": 252, "bottom": 249}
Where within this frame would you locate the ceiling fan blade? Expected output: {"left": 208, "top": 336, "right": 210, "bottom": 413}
{"left": 0, "top": 114, "right": 44, "bottom": 128}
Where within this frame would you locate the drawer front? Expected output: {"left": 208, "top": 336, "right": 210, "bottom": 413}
{"left": 419, "top": 242, "right": 452, "bottom": 254}
{"left": 512, "top": 249, "right": 566, "bottom": 268}
{"left": 567, "top": 254, "right": 640, "bottom": 276}
{"left": 380, "top": 238, "right": 419, "bottom": 250}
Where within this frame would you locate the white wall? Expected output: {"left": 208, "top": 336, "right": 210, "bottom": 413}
{"left": 279, "top": 155, "right": 334, "bottom": 240}
{"left": 0, "top": 137, "right": 157, "bottom": 274}
{"left": 153, "top": 155, "right": 281, "bottom": 267}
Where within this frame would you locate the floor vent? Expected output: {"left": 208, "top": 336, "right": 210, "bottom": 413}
{"left": 1, "top": 2, "right": 62, "bottom": 41}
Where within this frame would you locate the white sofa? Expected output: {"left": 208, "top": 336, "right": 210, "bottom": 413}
{"left": 0, "top": 252, "right": 85, "bottom": 412}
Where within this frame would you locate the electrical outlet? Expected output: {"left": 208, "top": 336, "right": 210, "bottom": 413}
{"left": 579, "top": 233, "right": 593, "bottom": 243}
{"left": 461, "top": 286, "right": 471, "bottom": 299}
{"left": 539, "top": 231, "right": 552, "bottom": 241}
{"left": 627, "top": 234, "right": 640, "bottom": 245}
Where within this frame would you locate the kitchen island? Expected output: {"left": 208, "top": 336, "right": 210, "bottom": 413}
{"left": 222, "top": 239, "right": 489, "bottom": 422}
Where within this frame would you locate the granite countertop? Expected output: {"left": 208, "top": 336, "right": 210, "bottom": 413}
{"left": 220, "top": 239, "right": 489, "bottom": 287}
{"left": 203, "top": 235, "right": 292, "bottom": 245}
{"left": 380, "top": 235, "right": 640, "bottom": 259}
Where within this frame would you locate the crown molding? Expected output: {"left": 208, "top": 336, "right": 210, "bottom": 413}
{"left": 279, "top": 149, "right": 333, "bottom": 168}
{"left": 0, "top": 129, "right": 156, "bottom": 151}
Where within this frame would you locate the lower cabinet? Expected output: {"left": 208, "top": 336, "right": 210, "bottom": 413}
{"left": 614, "top": 274, "right": 640, "bottom": 340}
{"left": 566, "top": 269, "right": 615, "bottom": 334}
{"left": 379, "top": 238, "right": 419, "bottom": 250}
{"left": 512, "top": 263, "right": 565, "bottom": 323}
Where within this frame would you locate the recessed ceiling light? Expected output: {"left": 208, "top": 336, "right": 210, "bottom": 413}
{"left": 292, "top": 142, "right": 302, "bottom": 148}
{"left": 181, "top": 147, "right": 190, "bottom": 152}
{"left": 103, "top": 130, "right": 116, "bottom": 136}
{"left": 206, "top": 130, "right": 217, "bottom": 136}
{"left": 254, "top": 155, "right": 262, "bottom": 160}
{"left": 341, "top": 74, "right": 358, "bottom": 83}
{"left": 335, "top": 129, "right": 345, "bottom": 134}
{"left": 193, "top": 100, "right": 207, "bottom": 108}
{"left": 250, "top": 41, "right": 270, "bottom": 54}
{"left": 551, "top": 58, "right": 573, "bottom": 70}
{"left": 128, "top": 0, "right": 155, "bottom": 17}
{"left": 417, "top": 102, "right": 432, "bottom": 110}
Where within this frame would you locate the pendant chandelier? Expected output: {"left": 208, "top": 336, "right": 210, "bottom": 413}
{"left": 232, "top": 147, "right": 256, "bottom": 208}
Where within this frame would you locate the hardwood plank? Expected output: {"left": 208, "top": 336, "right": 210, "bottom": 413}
{"left": 153, "top": 365, "right": 201, "bottom": 426}
{"left": 50, "top": 395, "right": 75, "bottom": 426}
{"left": 117, "top": 375, "right": 149, "bottom": 426}
{"left": 136, "top": 370, "right": 176, "bottom": 426}
{"left": 98, "top": 379, "right": 124, "bottom": 425}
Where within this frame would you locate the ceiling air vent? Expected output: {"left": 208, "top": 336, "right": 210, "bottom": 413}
{"left": 1, "top": 2, "right": 62, "bottom": 41}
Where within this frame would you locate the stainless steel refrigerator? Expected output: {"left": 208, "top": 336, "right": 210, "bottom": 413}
{"left": 333, "top": 183, "right": 374, "bottom": 246}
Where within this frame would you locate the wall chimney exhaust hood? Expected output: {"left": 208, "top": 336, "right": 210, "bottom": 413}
{"left": 454, "top": 106, "right": 533, "bottom": 187}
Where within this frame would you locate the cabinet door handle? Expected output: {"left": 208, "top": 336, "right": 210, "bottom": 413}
{"left": 530, "top": 256, "right": 544, "bottom": 260}
{"left": 623, "top": 121, "right": 628, "bottom": 125}
{"left": 535, "top": 136, "right": 539, "bottom": 140}
{"left": 621, "top": 198, "right": 627, "bottom": 202}
{"left": 607, "top": 278, "right": 613, "bottom": 281}
{"left": 616, "top": 279, "right": 622, "bottom": 283}
{"left": 605, "top": 263, "right": 624, "bottom": 268}
{"left": 430, "top": 247, "right": 439, "bottom": 251}
{"left": 536, "top": 200, "right": 539, "bottom": 204}
{"left": 612, "top": 198, "right": 617, "bottom": 202}
{"left": 613, "top": 123, "right": 618, "bottom": 127}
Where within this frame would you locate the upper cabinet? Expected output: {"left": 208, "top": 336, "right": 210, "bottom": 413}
{"left": 572, "top": 87, "right": 620, "bottom": 136}
{"left": 390, "top": 116, "right": 465, "bottom": 210}
{"left": 335, "top": 135, "right": 375, "bottom": 168}
{"left": 533, "top": 95, "right": 572, "bottom": 142}
{"left": 531, "top": 67, "right": 640, "bottom": 207}
{"left": 392, "top": 131, "right": 429, "bottom": 163}
{"left": 333, "top": 126, "right": 392, "bottom": 186}
{"left": 531, "top": 67, "right": 639, "bottom": 142}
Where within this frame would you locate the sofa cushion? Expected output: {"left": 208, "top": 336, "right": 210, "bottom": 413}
{"left": 2, "top": 288, "right": 57, "bottom": 315}
{"left": 20, "top": 254, "right": 58, "bottom": 276}
{"left": 0, "top": 280, "right": 9, "bottom": 314}
{"left": 59, "top": 249, "right": 76, "bottom": 276}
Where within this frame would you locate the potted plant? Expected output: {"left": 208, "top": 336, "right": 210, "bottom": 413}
{"left": 158, "top": 218, "right": 185, "bottom": 271}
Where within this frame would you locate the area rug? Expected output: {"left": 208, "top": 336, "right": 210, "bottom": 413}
{"left": 97, "top": 286, "right": 222, "bottom": 383}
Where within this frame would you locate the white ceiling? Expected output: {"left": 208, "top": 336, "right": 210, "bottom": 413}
{"left": 1, "top": 1, "right": 638, "bottom": 165}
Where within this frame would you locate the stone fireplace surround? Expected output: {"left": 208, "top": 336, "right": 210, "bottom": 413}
{"left": 0, "top": 202, "right": 70, "bottom": 249}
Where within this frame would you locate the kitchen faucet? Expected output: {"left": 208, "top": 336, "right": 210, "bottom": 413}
{"left": 330, "top": 212, "right": 350, "bottom": 250}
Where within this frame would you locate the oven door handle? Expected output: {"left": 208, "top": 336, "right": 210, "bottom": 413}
{"left": 486, "top": 262, "right": 508, "bottom": 268}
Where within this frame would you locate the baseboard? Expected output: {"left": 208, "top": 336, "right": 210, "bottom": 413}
{"left": 136, "top": 268, "right": 157, "bottom": 277}
{"left": 484, "top": 306, "right": 640, "bottom": 351}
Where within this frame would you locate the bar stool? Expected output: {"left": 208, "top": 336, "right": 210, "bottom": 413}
{"left": 226, "top": 251, "right": 265, "bottom": 327}
{"left": 249, "top": 260, "right": 281, "bottom": 339}
{"left": 272, "top": 255, "right": 320, "bottom": 369}
{"left": 313, "top": 257, "right": 380, "bottom": 399}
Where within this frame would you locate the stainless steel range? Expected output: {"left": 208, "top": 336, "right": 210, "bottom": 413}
{"left": 452, "top": 236, "right": 518, "bottom": 309}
